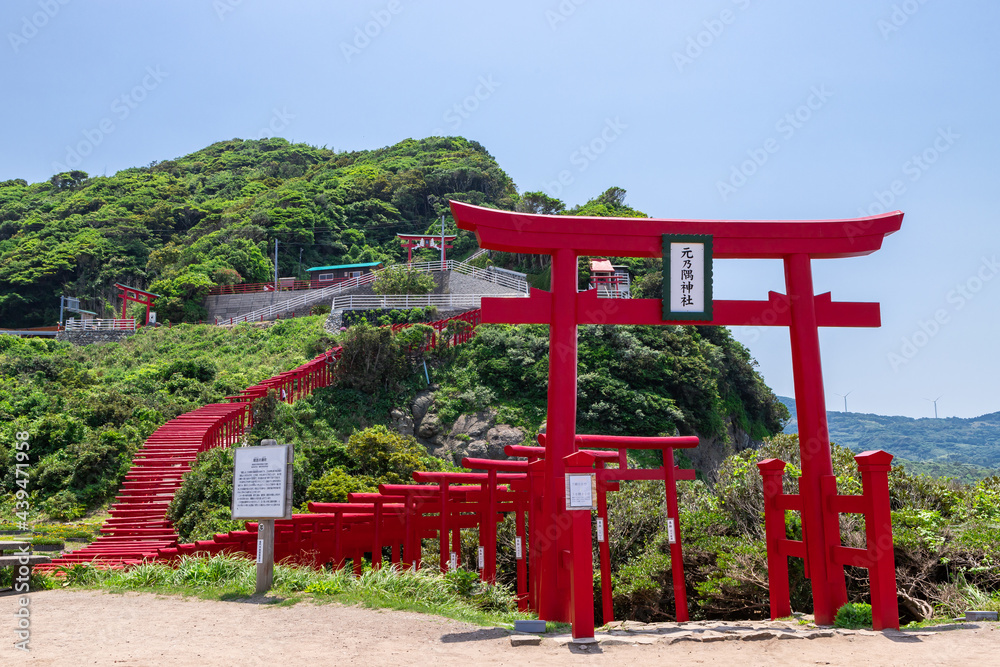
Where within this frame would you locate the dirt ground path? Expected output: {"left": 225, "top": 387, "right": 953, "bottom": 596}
{"left": 5, "top": 589, "right": 998, "bottom": 666}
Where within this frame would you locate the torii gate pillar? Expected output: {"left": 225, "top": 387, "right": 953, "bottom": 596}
{"left": 783, "top": 253, "right": 848, "bottom": 615}
{"left": 538, "top": 248, "right": 579, "bottom": 620}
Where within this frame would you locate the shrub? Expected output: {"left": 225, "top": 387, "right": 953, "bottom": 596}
{"left": 305, "top": 467, "right": 377, "bottom": 504}
{"left": 372, "top": 264, "right": 435, "bottom": 295}
{"left": 336, "top": 323, "right": 405, "bottom": 394}
{"left": 396, "top": 324, "right": 435, "bottom": 355}
{"left": 834, "top": 603, "right": 873, "bottom": 629}
{"left": 346, "top": 425, "right": 449, "bottom": 484}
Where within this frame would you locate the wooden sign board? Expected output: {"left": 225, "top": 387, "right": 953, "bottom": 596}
{"left": 662, "top": 234, "right": 713, "bottom": 321}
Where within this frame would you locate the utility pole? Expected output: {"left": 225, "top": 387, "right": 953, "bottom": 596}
{"left": 274, "top": 238, "right": 279, "bottom": 290}
{"left": 298, "top": 247, "right": 303, "bottom": 280}
{"left": 441, "top": 215, "right": 446, "bottom": 271}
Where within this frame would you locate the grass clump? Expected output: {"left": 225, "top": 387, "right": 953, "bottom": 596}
{"left": 834, "top": 602, "right": 873, "bottom": 629}
{"left": 54, "top": 554, "right": 530, "bottom": 627}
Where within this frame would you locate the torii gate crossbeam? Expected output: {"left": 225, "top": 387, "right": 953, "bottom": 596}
{"left": 450, "top": 200, "right": 902, "bottom": 632}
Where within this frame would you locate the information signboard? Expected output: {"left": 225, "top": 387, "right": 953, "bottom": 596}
{"left": 565, "top": 473, "right": 597, "bottom": 510}
{"left": 232, "top": 444, "right": 293, "bottom": 520}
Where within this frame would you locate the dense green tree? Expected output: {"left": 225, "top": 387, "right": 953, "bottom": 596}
{"left": 0, "top": 136, "right": 517, "bottom": 326}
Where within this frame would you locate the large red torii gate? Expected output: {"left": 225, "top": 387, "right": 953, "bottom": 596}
{"left": 449, "top": 200, "right": 903, "bottom": 634}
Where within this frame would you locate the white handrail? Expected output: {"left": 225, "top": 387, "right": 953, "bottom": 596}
{"left": 220, "top": 272, "right": 380, "bottom": 325}
{"left": 64, "top": 318, "right": 136, "bottom": 331}
{"left": 220, "top": 254, "right": 529, "bottom": 325}
{"left": 332, "top": 293, "right": 523, "bottom": 311}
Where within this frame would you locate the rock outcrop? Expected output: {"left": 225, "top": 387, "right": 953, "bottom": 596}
{"left": 406, "top": 389, "right": 527, "bottom": 464}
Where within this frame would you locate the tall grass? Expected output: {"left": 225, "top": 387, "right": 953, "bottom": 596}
{"left": 54, "top": 554, "right": 530, "bottom": 626}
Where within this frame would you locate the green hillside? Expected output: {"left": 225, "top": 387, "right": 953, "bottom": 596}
{"left": 780, "top": 396, "right": 1000, "bottom": 476}
{"left": 0, "top": 137, "right": 515, "bottom": 327}
{"left": 0, "top": 318, "right": 785, "bottom": 522}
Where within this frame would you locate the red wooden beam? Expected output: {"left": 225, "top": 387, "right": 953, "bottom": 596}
{"left": 450, "top": 201, "right": 902, "bottom": 259}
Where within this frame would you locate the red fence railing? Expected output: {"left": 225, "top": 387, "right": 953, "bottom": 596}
{"left": 391, "top": 308, "right": 482, "bottom": 352}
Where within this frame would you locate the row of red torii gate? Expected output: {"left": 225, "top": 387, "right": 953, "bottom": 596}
{"left": 171, "top": 202, "right": 904, "bottom": 640}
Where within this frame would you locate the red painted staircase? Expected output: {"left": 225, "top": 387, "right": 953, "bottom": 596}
{"left": 41, "top": 309, "right": 481, "bottom": 571}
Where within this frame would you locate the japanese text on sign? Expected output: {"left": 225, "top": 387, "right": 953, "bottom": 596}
{"left": 663, "top": 234, "right": 713, "bottom": 320}
{"left": 232, "top": 445, "right": 290, "bottom": 519}
{"left": 566, "top": 473, "right": 596, "bottom": 510}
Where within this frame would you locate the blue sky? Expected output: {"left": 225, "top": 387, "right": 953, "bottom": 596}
{"left": 3, "top": 1, "right": 997, "bottom": 419}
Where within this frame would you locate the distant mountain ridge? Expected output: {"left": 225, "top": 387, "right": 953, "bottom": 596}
{"left": 778, "top": 396, "right": 1000, "bottom": 475}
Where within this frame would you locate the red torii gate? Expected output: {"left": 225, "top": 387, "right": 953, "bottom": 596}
{"left": 519, "top": 434, "right": 698, "bottom": 626}
{"left": 115, "top": 283, "right": 159, "bottom": 325}
{"left": 397, "top": 233, "right": 456, "bottom": 264}
{"left": 450, "top": 200, "right": 903, "bottom": 637}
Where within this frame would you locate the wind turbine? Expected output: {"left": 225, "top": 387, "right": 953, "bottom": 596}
{"left": 833, "top": 390, "right": 853, "bottom": 413}
{"left": 924, "top": 395, "right": 942, "bottom": 419}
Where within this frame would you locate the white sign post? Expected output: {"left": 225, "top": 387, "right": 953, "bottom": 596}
{"left": 232, "top": 439, "right": 293, "bottom": 595}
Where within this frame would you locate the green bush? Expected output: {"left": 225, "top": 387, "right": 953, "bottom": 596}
{"left": 346, "top": 425, "right": 450, "bottom": 484}
{"left": 305, "top": 467, "right": 377, "bottom": 504}
{"left": 336, "top": 322, "right": 405, "bottom": 394}
{"left": 372, "top": 264, "right": 435, "bottom": 295}
{"left": 396, "top": 324, "right": 435, "bottom": 354}
{"left": 834, "top": 603, "right": 873, "bottom": 629}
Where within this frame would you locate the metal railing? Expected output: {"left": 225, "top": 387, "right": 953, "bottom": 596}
{"left": 448, "top": 261, "right": 529, "bottom": 293}
{"left": 332, "top": 293, "right": 522, "bottom": 311}
{"left": 589, "top": 274, "right": 632, "bottom": 299}
{"left": 219, "top": 256, "right": 528, "bottom": 325}
{"left": 218, "top": 272, "right": 379, "bottom": 325}
{"left": 64, "top": 318, "right": 136, "bottom": 331}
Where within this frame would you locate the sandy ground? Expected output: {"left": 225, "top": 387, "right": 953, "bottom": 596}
{"left": 4, "top": 589, "right": 998, "bottom": 666}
